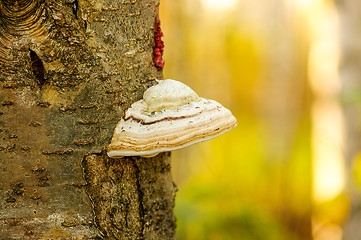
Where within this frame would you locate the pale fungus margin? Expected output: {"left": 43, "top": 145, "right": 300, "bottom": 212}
{"left": 107, "top": 79, "right": 237, "bottom": 158}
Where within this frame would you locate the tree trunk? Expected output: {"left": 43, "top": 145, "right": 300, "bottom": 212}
{"left": 337, "top": 0, "right": 361, "bottom": 239}
{"left": 0, "top": 0, "right": 176, "bottom": 239}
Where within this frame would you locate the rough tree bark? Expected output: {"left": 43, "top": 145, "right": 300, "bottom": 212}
{"left": 337, "top": 0, "right": 361, "bottom": 239}
{"left": 0, "top": 0, "right": 176, "bottom": 239}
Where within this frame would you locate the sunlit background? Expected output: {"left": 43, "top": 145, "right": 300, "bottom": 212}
{"left": 160, "top": 0, "right": 351, "bottom": 239}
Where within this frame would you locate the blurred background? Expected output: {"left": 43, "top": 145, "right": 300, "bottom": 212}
{"left": 160, "top": 0, "right": 360, "bottom": 239}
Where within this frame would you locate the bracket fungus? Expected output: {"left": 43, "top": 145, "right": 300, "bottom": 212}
{"left": 107, "top": 79, "right": 237, "bottom": 158}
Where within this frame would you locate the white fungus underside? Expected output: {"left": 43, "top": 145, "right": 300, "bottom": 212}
{"left": 107, "top": 127, "right": 233, "bottom": 158}
{"left": 107, "top": 99, "right": 237, "bottom": 158}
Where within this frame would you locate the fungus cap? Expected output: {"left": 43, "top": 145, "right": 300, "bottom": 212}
{"left": 107, "top": 79, "right": 237, "bottom": 158}
{"left": 143, "top": 79, "right": 199, "bottom": 112}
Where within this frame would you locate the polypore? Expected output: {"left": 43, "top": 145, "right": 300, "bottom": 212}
{"left": 107, "top": 79, "right": 237, "bottom": 158}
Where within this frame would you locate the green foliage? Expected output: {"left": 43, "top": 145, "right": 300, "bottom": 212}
{"left": 173, "top": 116, "right": 309, "bottom": 239}
{"left": 175, "top": 185, "right": 298, "bottom": 240}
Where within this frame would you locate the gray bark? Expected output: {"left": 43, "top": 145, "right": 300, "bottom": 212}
{"left": 0, "top": 0, "right": 176, "bottom": 239}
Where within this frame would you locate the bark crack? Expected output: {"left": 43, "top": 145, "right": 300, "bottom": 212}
{"left": 81, "top": 152, "right": 109, "bottom": 239}
{"left": 67, "top": 0, "right": 78, "bottom": 20}
{"left": 29, "top": 49, "right": 46, "bottom": 87}
{"left": 133, "top": 160, "right": 146, "bottom": 240}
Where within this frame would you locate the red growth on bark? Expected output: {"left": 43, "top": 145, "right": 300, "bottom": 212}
{"left": 152, "top": 17, "right": 165, "bottom": 70}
